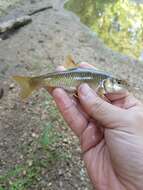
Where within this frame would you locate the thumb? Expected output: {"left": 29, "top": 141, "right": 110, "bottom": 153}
{"left": 78, "top": 84, "right": 125, "bottom": 128}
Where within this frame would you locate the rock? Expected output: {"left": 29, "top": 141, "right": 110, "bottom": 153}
{"left": 0, "top": 88, "right": 4, "bottom": 99}
{"left": 27, "top": 160, "right": 33, "bottom": 167}
{"left": 9, "top": 83, "right": 15, "bottom": 90}
{"left": 0, "top": 15, "right": 32, "bottom": 34}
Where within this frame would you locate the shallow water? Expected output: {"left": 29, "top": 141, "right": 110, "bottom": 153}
{"left": 65, "top": 0, "right": 143, "bottom": 60}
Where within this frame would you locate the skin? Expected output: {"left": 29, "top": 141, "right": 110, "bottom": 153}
{"left": 51, "top": 63, "right": 143, "bottom": 190}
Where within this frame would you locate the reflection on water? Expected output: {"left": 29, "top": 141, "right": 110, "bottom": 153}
{"left": 65, "top": 0, "right": 143, "bottom": 60}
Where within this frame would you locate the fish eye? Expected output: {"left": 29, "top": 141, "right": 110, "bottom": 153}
{"left": 117, "top": 80, "right": 122, "bottom": 85}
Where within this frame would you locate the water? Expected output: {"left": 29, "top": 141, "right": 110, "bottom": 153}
{"left": 65, "top": 0, "right": 143, "bottom": 60}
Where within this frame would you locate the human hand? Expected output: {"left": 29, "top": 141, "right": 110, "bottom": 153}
{"left": 52, "top": 63, "right": 143, "bottom": 190}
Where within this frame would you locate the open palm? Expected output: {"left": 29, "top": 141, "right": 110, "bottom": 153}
{"left": 52, "top": 63, "right": 143, "bottom": 190}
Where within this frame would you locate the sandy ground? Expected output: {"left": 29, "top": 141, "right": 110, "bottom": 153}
{"left": 0, "top": 0, "right": 143, "bottom": 189}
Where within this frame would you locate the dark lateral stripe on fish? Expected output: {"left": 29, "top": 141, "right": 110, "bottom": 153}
{"left": 34, "top": 68, "right": 112, "bottom": 80}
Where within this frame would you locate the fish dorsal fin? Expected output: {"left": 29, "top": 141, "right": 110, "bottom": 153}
{"left": 63, "top": 55, "right": 79, "bottom": 69}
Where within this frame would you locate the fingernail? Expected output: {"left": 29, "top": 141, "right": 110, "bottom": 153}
{"left": 79, "top": 84, "right": 95, "bottom": 98}
{"left": 56, "top": 66, "right": 65, "bottom": 71}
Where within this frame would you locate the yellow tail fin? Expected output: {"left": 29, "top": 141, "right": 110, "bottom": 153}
{"left": 12, "top": 76, "right": 39, "bottom": 99}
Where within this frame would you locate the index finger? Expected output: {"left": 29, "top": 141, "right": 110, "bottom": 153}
{"left": 52, "top": 88, "right": 88, "bottom": 137}
{"left": 79, "top": 62, "right": 96, "bottom": 68}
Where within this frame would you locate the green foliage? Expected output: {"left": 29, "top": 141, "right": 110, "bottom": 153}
{"left": 0, "top": 94, "right": 68, "bottom": 189}
{"left": 0, "top": 164, "right": 40, "bottom": 190}
{"left": 40, "top": 123, "right": 60, "bottom": 147}
{"left": 65, "top": 0, "right": 143, "bottom": 59}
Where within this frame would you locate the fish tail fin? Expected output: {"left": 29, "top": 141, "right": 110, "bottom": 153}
{"left": 12, "top": 76, "right": 39, "bottom": 99}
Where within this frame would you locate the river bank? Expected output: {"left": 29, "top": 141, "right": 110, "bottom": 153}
{"left": 0, "top": 0, "right": 143, "bottom": 189}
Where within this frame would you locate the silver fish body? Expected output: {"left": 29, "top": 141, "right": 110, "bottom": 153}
{"left": 36, "top": 68, "right": 111, "bottom": 91}
{"left": 13, "top": 67, "right": 128, "bottom": 99}
{"left": 35, "top": 68, "right": 127, "bottom": 94}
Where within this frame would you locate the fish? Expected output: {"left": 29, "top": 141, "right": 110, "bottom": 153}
{"left": 12, "top": 56, "right": 129, "bottom": 99}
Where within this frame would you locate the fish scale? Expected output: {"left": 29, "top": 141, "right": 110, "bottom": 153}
{"left": 41, "top": 68, "right": 109, "bottom": 93}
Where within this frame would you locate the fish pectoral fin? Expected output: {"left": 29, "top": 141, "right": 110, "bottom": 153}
{"left": 46, "top": 86, "right": 55, "bottom": 93}
{"left": 12, "top": 76, "right": 39, "bottom": 99}
{"left": 73, "top": 92, "right": 78, "bottom": 98}
{"left": 97, "top": 85, "right": 111, "bottom": 102}
{"left": 62, "top": 55, "right": 79, "bottom": 69}
{"left": 96, "top": 85, "right": 106, "bottom": 98}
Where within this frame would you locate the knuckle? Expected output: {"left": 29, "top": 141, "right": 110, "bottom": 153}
{"left": 63, "top": 101, "right": 74, "bottom": 114}
{"left": 62, "top": 103, "right": 75, "bottom": 122}
{"left": 89, "top": 98, "right": 104, "bottom": 116}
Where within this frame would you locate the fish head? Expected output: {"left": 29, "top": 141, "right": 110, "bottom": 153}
{"left": 103, "top": 78, "right": 129, "bottom": 93}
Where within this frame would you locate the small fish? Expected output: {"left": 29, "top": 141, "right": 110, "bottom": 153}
{"left": 12, "top": 56, "right": 128, "bottom": 99}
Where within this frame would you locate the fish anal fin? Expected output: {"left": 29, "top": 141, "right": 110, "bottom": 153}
{"left": 63, "top": 55, "right": 78, "bottom": 69}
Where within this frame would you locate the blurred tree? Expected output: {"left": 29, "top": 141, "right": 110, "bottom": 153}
{"left": 65, "top": 0, "right": 143, "bottom": 60}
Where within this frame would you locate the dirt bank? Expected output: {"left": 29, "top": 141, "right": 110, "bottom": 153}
{"left": 0, "top": 0, "right": 143, "bottom": 189}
